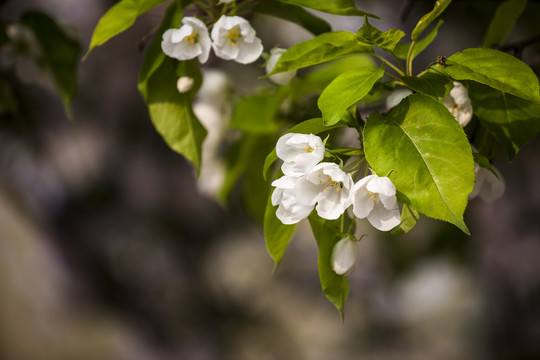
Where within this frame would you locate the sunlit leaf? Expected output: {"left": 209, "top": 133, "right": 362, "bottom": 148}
{"left": 401, "top": 70, "right": 452, "bottom": 101}
{"left": 411, "top": 0, "right": 452, "bottom": 41}
{"left": 394, "top": 20, "right": 443, "bottom": 59}
{"left": 308, "top": 214, "right": 349, "bottom": 320}
{"left": 269, "top": 31, "right": 373, "bottom": 75}
{"left": 318, "top": 65, "right": 385, "bottom": 125}
{"left": 356, "top": 16, "right": 405, "bottom": 52}
{"left": 364, "top": 94, "right": 475, "bottom": 234}
{"left": 439, "top": 48, "right": 540, "bottom": 104}
{"left": 264, "top": 192, "right": 297, "bottom": 271}
{"left": 85, "top": 0, "right": 173, "bottom": 58}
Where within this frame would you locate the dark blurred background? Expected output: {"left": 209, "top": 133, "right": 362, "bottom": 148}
{"left": 0, "top": 1, "right": 540, "bottom": 359}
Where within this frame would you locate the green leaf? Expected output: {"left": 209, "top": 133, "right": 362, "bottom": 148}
{"left": 411, "top": 0, "right": 452, "bottom": 41}
{"left": 308, "top": 214, "right": 349, "bottom": 320}
{"left": 263, "top": 118, "right": 345, "bottom": 180}
{"left": 356, "top": 16, "right": 405, "bottom": 52}
{"left": 394, "top": 20, "right": 443, "bottom": 59}
{"left": 231, "top": 93, "right": 280, "bottom": 133}
{"left": 483, "top": 0, "right": 527, "bottom": 48}
{"left": 468, "top": 82, "right": 540, "bottom": 160}
{"left": 145, "top": 58, "right": 206, "bottom": 174}
{"left": 297, "top": 55, "right": 376, "bottom": 95}
{"left": 364, "top": 94, "right": 475, "bottom": 234}
{"left": 21, "top": 11, "right": 81, "bottom": 114}
{"left": 390, "top": 204, "right": 420, "bottom": 235}
{"left": 401, "top": 70, "right": 452, "bottom": 101}
{"left": 269, "top": 31, "right": 373, "bottom": 75}
{"left": 438, "top": 48, "right": 540, "bottom": 104}
{"left": 276, "top": 0, "right": 379, "bottom": 17}
{"left": 252, "top": 1, "right": 331, "bottom": 35}
{"left": 318, "top": 65, "right": 385, "bottom": 125}
{"left": 264, "top": 192, "right": 297, "bottom": 271}
{"left": 85, "top": 0, "right": 171, "bottom": 58}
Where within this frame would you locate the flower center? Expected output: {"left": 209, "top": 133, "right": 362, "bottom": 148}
{"left": 319, "top": 174, "right": 342, "bottom": 192}
{"left": 184, "top": 31, "right": 199, "bottom": 44}
{"left": 369, "top": 191, "right": 378, "bottom": 202}
{"left": 453, "top": 104, "right": 461, "bottom": 112}
{"left": 305, "top": 146, "right": 315, "bottom": 153}
{"left": 226, "top": 27, "right": 241, "bottom": 45}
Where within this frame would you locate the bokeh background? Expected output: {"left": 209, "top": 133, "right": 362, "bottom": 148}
{"left": 1, "top": 0, "right": 540, "bottom": 359}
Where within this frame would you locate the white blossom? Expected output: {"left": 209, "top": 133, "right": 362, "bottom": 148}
{"left": 161, "top": 17, "right": 211, "bottom": 63}
{"left": 276, "top": 133, "right": 325, "bottom": 177}
{"left": 176, "top": 76, "right": 194, "bottom": 93}
{"left": 266, "top": 47, "right": 296, "bottom": 85}
{"left": 211, "top": 15, "right": 263, "bottom": 64}
{"left": 331, "top": 237, "right": 359, "bottom": 275}
{"left": 442, "top": 81, "right": 473, "bottom": 127}
{"left": 351, "top": 174, "right": 400, "bottom": 231}
{"left": 271, "top": 175, "right": 314, "bottom": 224}
{"left": 469, "top": 165, "right": 505, "bottom": 203}
{"left": 296, "top": 163, "right": 353, "bottom": 220}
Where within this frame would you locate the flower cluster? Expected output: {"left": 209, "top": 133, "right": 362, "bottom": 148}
{"left": 271, "top": 133, "right": 401, "bottom": 231}
{"left": 161, "top": 15, "right": 263, "bottom": 64}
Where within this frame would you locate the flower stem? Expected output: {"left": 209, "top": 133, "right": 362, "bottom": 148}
{"left": 373, "top": 54, "right": 405, "bottom": 77}
{"left": 406, "top": 40, "right": 416, "bottom": 76}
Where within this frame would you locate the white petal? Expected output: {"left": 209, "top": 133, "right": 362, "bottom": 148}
{"left": 271, "top": 175, "right": 296, "bottom": 189}
{"left": 366, "top": 175, "right": 396, "bottom": 197}
{"left": 351, "top": 176, "right": 376, "bottom": 218}
{"left": 171, "top": 26, "right": 193, "bottom": 43}
{"left": 316, "top": 194, "right": 346, "bottom": 220}
{"left": 276, "top": 202, "right": 313, "bottom": 224}
{"left": 271, "top": 187, "right": 283, "bottom": 206}
{"left": 332, "top": 238, "right": 359, "bottom": 275}
{"left": 235, "top": 37, "right": 263, "bottom": 64}
{"left": 367, "top": 201, "right": 401, "bottom": 231}
{"left": 295, "top": 175, "right": 321, "bottom": 206}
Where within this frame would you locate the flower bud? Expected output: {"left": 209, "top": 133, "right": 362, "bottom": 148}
{"left": 332, "top": 237, "right": 359, "bottom": 275}
{"left": 266, "top": 48, "right": 296, "bottom": 85}
{"left": 177, "top": 76, "right": 194, "bottom": 93}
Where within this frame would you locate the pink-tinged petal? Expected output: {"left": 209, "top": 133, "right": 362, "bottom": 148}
{"left": 366, "top": 175, "right": 396, "bottom": 197}
{"left": 332, "top": 238, "right": 359, "bottom": 275}
{"left": 367, "top": 201, "right": 401, "bottom": 231}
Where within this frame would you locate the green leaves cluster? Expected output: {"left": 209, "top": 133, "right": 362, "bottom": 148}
{"left": 84, "top": 0, "right": 540, "bottom": 319}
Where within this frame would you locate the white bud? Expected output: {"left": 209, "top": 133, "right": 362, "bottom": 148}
{"left": 266, "top": 47, "right": 296, "bottom": 85}
{"left": 177, "top": 76, "right": 194, "bottom": 93}
{"left": 331, "top": 237, "right": 359, "bottom": 275}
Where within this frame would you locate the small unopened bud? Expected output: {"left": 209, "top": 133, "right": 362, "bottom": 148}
{"left": 177, "top": 76, "right": 194, "bottom": 93}
{"left": 331, "top": 237, "right": 359, "bottom": 275}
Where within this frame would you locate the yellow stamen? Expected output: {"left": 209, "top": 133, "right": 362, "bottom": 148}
{"left": 184, "top": 32, "right": 198, "bottom": 44}
{"left": 453, "top": 104, "right": 461, "bottom": 111}
{"left": 305, "top": 146, "right": 314, "bottom": 153}
{"left": 226, "top": 28, "right": 241, "bottom": 45}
